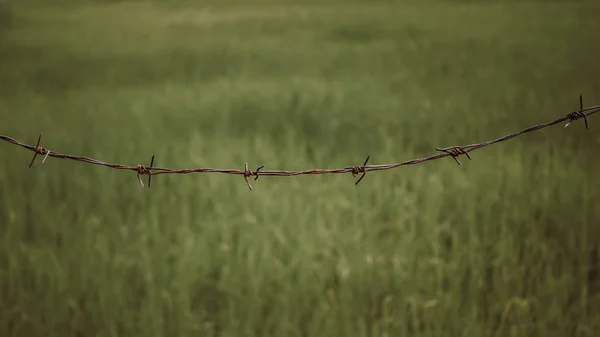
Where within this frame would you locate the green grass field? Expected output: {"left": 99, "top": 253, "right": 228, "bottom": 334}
{"left": 1, "top": 1, "right": 600, "bottom": 336}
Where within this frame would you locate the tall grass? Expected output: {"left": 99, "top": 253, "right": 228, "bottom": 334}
{"left": 1, "top": 1, "right": 599, "bottom": 336}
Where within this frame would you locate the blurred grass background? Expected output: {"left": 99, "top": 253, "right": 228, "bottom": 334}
{"left": 1, "top": 0, "right": 600, "bottom": 336}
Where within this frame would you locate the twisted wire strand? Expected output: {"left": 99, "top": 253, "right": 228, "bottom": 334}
{"left": 1, "top": 97, "right": 599, "bottom": 190}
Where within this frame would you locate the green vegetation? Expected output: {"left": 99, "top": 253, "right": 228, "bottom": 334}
{"left": 1, "top": 1, "right": 599, "bottom": 336}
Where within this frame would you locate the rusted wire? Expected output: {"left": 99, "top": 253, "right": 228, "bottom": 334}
{"left": 1, "top": 95, "right": 599, "bottom": 191}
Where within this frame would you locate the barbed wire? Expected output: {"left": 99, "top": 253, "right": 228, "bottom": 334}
{"left": 1, "top": 95, "right": 599, "bottom": 191}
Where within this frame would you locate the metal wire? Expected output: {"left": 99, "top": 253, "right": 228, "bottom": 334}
{"left": 1, "top": 95, "right": 598, "bottom": 191}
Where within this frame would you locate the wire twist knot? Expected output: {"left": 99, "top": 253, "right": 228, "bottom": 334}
{"left": 243, "top": 163, "right": 264, "bottom": 191}
{"left": 136, "top": 155, "right": 155, "bottom": 188}
{"left": 351, "top": 155, "right": 370, "bottom": 185}
{"left": 29, "top": 133, "right": 51, "bottom": 168}
{"left": 566, "top": 111, "right": 588, "bottom": 129}
{"left": 565, "top": 94, "right": 589, "bottom": 130}
{"left": 34, "top": 145, "right": 47, "bottom": 155}
{"left": 436, "top": 146, "right": 472, "bottom": 166}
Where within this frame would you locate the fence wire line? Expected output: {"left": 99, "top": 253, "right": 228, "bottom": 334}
{"left": 1, "top": 96, "right": 599, "bottom": 191}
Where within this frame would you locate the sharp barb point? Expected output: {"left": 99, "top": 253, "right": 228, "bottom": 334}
{"left": 42, "top": 150, "right": 50, "bottom": 164}
{"left": 579, "top": 95, "right": 589, "bottom": 130}
{"left": 148, "top": 155, "right": 155, "bottom": 189}
{"left": 355, "top": 172, "right": 366, "bottom": 185}
{"left": 28, "top": 154, "right": 38, "bottom": 168}
{"left": 137, "top": 173, "right": 144, "bottom": 188}
{"left": 254, "top": 165, "right": 264, "bottom": 181}
{"left": 244, "top": 162, "right": 253, "bottom": 191}
{"left": 245, "top": 176, "right": 253, "bottom": 191}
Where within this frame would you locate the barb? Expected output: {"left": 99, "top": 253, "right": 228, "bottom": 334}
{"left": 435, "top": 146, "right": 471, "bottom": 166}
{"left": 565, "top": 94, "right": 589, "bottom": 129}
{"left": 28, "top": 133, "right": 50, "bottom": 168}
{"left": 254, "top": 165, "right": 265, "bottom": 181}
{"left": 351, "top": 155, "right": 370, "bottom": 185}
{"left": 243, "top": 163, "right": 252, "bottom": 191}
{"left": 1, "top": 95, "right": 599, "bottom": 191}
{"left": 136, "top": 155, "right": 155, "bottom": 188}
